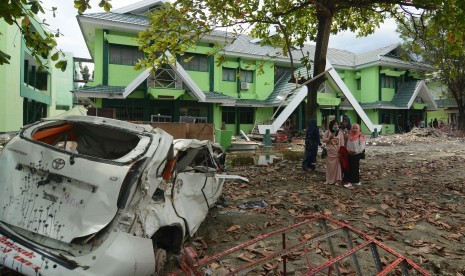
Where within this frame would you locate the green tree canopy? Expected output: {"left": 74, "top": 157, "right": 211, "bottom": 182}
{"left": 398, "top": 0, "right": 465, "bottom": 130}
{"left": 0, "top": 0, "right": 112, "bottom": 71}
{"left": 137, "top": 0, "right": 441, "bottom": 121}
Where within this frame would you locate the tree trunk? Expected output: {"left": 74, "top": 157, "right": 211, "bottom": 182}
{"left": 306, "top": 9, "right": 333, "bottom": 122}
{"left": 457, "top": 101, "right": 465, "bottom": 130}
{"left": 448, "top": 81, "right": 465, "bottom": 130}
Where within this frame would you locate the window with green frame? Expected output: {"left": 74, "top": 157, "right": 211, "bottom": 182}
{"left": 239, "top": 107, "right": 253, "bottom": 124}
{"left": 274, "top": 66, "right": 292, "bottom": 84}
{"left": 222, "top": 68, "right": 236, "bottom": 82}
{"left": 109, "top": 44, "right": 144, "bottom": 66}
{"left": 179, "top": 54, "right": 208, "bottom": 72}
{"left": 240, "top": 70, "right": 253, "bottom": 83}
{"left": 381, "top": 75, "right": 396, "bottom": 89}
{"left": 381, "top": 113, "right": 392, "bottom": 124}
{"left": 222, "top": 107, "right": 235, "bottom": 124}
{"left": 356, "top": 78, "right": 361, "bottom": 90}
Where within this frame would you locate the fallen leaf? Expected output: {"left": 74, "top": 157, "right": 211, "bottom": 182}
{"left": 323, "top": 209, "right": 333, "bottom": 216}
{"left": 405, "top": 223, "right": 415, "bottom": 230}
{"left": 442, "top": 233, "right": 463, "bottom": 240}
{"left": 226, "top": 225, "right": 241, "bottom": 233}
{"left": 237, "top": 252, "right": 255, "bottom": 263}
{"left": 365, "top": 207, "right": 377, "bottom": 214}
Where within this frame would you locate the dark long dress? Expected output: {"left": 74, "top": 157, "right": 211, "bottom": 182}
{"left": 302, "top": 118, "right": 320, "bottom": 170}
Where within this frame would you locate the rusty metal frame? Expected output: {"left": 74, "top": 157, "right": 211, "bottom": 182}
{"left": 171, "top": 214, "right": 431, "bottom": 276}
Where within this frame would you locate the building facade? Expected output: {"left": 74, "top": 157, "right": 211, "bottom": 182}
{"left": 0, "top": 15, "right": 74, "bottom": 133}
{"left": 74, "top": 0, "right": 437, "bottom": 136}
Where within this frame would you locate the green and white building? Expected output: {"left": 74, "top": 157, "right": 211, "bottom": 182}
{"left": 74, "top": 0, "right": 438, "bottom": 135}
{"left": 0, "top": 15, "right": 75, "bottom": 133}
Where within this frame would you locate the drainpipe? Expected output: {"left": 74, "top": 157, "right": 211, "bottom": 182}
{"left": 378, "top": 66, "right": 382, "bottom": 102}
{"left": 237, "top": 58, "right": 241, "bottom": 99}
{"left": 235, "top": 107, "right": 239, "bottom": 135}
{"left": 377, "top": 66, "right": 382, "bottom": 133}
{"left": 209, "top": 50, "right": 214, "bottom": 92}
{"left": 102, "top": 30, "right": 109, "bottom": 86}
{"left": 208, "top": 104, "right": 213, "bottom": 124}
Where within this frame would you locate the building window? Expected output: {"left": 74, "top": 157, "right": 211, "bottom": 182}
{"left": 109, "top": 44, "right": 144, "bottom": 66}
{"left": 179, "top": 54, "right": 208, "bottom": 72}
{"left": 56, "top": 105, "right": 70, "bottom": 111}
{"left": 222, "top": 68, "right": 236, "bottom": 82}
{"left": 24, "top": 60, "right": 29, "bottom": 84}
{"left": 147, "top": 65, "right": 183, "bottom": 89}
{"left": 239, "top": 107, "right": 253, "bottom": 124}
{"left": 222, "top": 107, "right": 235, "bottom": 124}
{"left": 381, "top": 75, "right": 396, "bottom": 89}
{"left": 382, "top": 113, "right": 391, "bottom": 124}
{"left": 356, "top": 78, "right": 361, "bottom": 90}
{"left": 239, "top": 70, "right": 254, "bottom": 83}
{"left": 179, "top": 106, "right": 208, "bottom": 118}
{"left": 36, "top": 72, "right": 48, "bottom": 91}
{"left": 274, "top": 66, "right": 292, "bottom": 84}
{"left": 23, "top": 60, "right": 49, "bottom": 91}
{"left": 29, "top": 65, "right": 36, "bottom": 87}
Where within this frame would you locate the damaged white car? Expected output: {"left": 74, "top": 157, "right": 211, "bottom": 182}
{"left": 0, "top": 116, "right": 245, "bottom": 275}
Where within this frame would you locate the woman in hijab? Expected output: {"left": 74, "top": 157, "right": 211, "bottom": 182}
{"left": 322, "top": 119, "right": 345, "bottom": 185}
{"left": 340, "top": 114, "right": 352, "bottom": 143}
{"left": 340, "top": 114, "right": 352, "bottom": 131}
{"left": 302, "top": 118, "right": 320, "bottom": 171}
{"left": 342, "top": 123, "right": 365, "bottom": 187}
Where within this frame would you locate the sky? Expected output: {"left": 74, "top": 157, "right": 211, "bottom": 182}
{"left": 41, "top": 0, "right": 402, "bottom": 59}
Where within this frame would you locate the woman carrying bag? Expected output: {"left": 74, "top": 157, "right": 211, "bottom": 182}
{"left": 342, "top": 123, "right": 366, "bottom": 188}
{"left": 322, "top": 119, "right": 344, "bottom": 185}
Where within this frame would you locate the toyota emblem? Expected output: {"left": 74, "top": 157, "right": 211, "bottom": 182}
{"left": 52, "top": 158, "right": 66, "bottom": 170}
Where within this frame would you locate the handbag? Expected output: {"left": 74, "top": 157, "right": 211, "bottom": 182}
{"left": 321, "top": 148, "right": 327, "bottom": 159}
{"left": 358, "top": 136, "right": 365, "bottom": 159}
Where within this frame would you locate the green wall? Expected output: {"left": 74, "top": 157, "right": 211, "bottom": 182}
{"left": 0, "top": 19, "right": 74, "bottom": 132}
{"left": 186, "top": 71, "right": 210, "bottom": 91}
{"left": 427, "top": 109, "right": 449, "bottom": 124}
{"left": 255, "top": 61, "right": 274, "bottom": 100}
{"left": 0, "top": 21, "right": 22, "bottom": 132}
{"left": 48, "top": 52, "right": 75, "bottom": 118}
{"left": 108, "top": 64, "right": 144, "bottom": 86}
{"left": 360, "top": 67, "right": 379, "bottom": 103}
{"left": 92, "top": 29, "right": 105, "bottom": 85}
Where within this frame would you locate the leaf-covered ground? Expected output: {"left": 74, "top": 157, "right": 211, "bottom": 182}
{"left": 181, "top": 130, "right": 465, "bottom": 275}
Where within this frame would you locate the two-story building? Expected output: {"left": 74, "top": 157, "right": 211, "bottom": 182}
{"left": 74, "top": 0, "right": 437, "bottom": 136}
{"left": 0, "top": 13, "right": 75, "bottom": 133}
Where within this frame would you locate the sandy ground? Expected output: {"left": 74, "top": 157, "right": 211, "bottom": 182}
{"left": 170, "top": 129, "right": 465, "bottom": 275}
{"left": 1, "top": 129, "right": 464, "bottom": 275}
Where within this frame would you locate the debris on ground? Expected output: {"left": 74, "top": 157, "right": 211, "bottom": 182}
{"left": 237, "top": 200, "right": 268, "bottom": 209}
{"left": 185, "top": 129, "right": 465, "bottom": 275}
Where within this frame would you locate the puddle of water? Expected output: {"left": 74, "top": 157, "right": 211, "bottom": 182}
{"left": 226, "top": 145, "right": 303, "bottom": 167}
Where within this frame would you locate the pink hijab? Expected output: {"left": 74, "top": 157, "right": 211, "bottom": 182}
{"left": 349, "top": 123, "right": 365, "bottom": 142}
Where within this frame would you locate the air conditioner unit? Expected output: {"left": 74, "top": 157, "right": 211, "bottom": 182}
{"left": 241, "top": 82, "right": 251, "bottom": 90}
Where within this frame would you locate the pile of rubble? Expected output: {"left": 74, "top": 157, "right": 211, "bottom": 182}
{"left": 367, "top": 128, "right": 459, "bottom": 146}
{"left": 0, "top": 133, "right": 16, "bottom": 151}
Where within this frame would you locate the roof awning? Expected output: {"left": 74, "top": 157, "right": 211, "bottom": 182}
{"left": 147, "top": 88, "right": 184, "bottom": 100}
{"left": 73, "top": 85, "right": 126, "bottom": 98}
{"left": 380, "top": 69, "right": 405, "bottom": 77}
